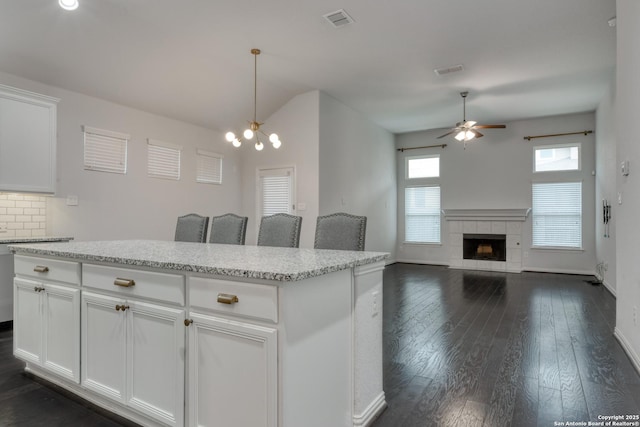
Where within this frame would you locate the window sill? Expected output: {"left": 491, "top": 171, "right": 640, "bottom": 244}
{"left": 402, "top": 242, "right": 442, "bottom": 247}
{"left": 531, "top": 246, "right": 584, "bottom": 253}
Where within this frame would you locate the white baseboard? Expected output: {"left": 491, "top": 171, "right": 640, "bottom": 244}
{"left": 522, "top": 266, "right": 595, "bottom": 276}
{"left": 353, "top": 392, "right": 387, "bottom": 427}
{"left": 602, "top": 279, "right": 616, "bottom": 298}
{"left": 394, "top": 258, "right": 449, "bottom": 267}
{"left": 614, "top": 327, "right": 640, "bottom": 376}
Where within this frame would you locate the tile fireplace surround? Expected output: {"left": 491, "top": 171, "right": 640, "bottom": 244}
{"left": 443, "top": 209, "right": 531, "bottom": 273}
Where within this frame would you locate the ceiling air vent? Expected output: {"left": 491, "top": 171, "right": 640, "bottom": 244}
{"left": 323, "top": 9, "right": 355, "bottom": 28}
{"left": 434, "top": 64, "right": 465, "bottom": 77}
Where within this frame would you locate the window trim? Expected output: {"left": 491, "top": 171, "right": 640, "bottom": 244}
{"left": 405, "top": 154, "right": 440, "bottom": 180}
{"left": 533, "top": 142, "right": 581, "bottom": 173}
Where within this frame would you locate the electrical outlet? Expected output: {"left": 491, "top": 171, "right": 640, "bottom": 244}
{"left": 372, "top": 290, "right": 379, "bottom": 317}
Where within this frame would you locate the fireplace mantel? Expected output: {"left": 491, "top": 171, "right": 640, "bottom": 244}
{"left": 442, "top": 208, "right": 531, "bottom": 222}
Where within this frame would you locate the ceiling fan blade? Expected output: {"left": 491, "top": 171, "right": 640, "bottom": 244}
{"left": 470, "top": 129, "right": 484, "bottom": 138}
{"left": 437, "top": 130, "right": 456, "bottom": 139}
{"left": 474, "top": 124, "right": 506, "bottom": 129}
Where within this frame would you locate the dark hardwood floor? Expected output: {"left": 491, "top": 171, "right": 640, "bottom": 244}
{"left": 0, "top": 263, "right": 638, "bottom": 426}
{"left": 372, "top": 264, "right": 640, "bottom": 427}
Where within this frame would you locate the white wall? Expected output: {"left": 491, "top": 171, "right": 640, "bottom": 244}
{"left": 318, "top": 92, "right": 397, "bottom": 257}
{"left": 614, "top": 0, "right": 640, "bottom": 372}
{"left": 395, "top": 112, "right": 597, "bottom": 274}
{"left": 0, "top": 71, "right": 242, "bottom": 241}
{"left": 239, "top": 91, "right": 320, "bottom": 247}
{"left": 595, "top": 76, "right": 617, "bottom": 294}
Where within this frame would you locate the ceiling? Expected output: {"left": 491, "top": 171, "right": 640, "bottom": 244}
{"left": 0, "top": 0, "right": 616, "bottom": 135}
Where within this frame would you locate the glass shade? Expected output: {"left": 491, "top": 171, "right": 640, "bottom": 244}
{"left": 243, "top": 129, "right": 254, "bottom": 139}
{"left": 455, "top": 131, "right": 466, "bottom": 141}
{"left": 232, "top": 138, "right": 241, "bottom": 148}
{"left": 272, "top": 139, "right": 281, "bottom": 149}
{"left": 225, "top": 131, "right": 236, "bottom": 142}
{"left": 269, "top": 133, "right": 279, "bottom": 143}
{"left": 255, "top": 141, "right": 264, "bottom": 151}
{"left": 59, "top": 0, "right": 79, "bottom": 10}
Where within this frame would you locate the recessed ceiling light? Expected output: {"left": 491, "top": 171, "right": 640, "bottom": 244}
{"left": 59, "top": 0, "right": 79, "bottom": 11}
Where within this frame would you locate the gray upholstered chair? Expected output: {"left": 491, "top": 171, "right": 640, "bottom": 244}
{"left": 174, "top": 213, "right": 209, "bottom": 243}
{"left": 209, "top": 213, "right": 248, "bottom": 245}
{"left": 314, "top": 212, "right": 367, "bottom": 251}
{"left": 257, "top": 213, "right": 302, "bottom": 248}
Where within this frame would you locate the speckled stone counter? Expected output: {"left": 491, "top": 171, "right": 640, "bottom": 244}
{"left": 0, "top": 236, "right": 73, "bottom": 244}
{"left": 8, "top": 239, "right": 388, "bottom": 281}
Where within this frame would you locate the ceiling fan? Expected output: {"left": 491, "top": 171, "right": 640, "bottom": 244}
{"left": 437, "top": 91, "right": 505, "bottom": 144}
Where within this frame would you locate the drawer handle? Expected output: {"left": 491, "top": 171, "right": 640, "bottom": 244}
{"left": 33, "top": 265, "right": 49, "bottom": 273}
{"left": 184, "top": 319, "right": 193, "bottom": 327}
{"left": 115, "top": 304, "right": 130, "bottom": 311}
{"left": 217, "top": 293, "right": 239, "bottom": 305}
{"left": 34, "top": 286, "right": 45, "bottom": 292}
{"left": 114, "top": 278, "right": 135, "bottom": 287}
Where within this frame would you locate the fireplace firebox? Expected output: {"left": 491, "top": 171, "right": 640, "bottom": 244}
{"left": 463, "top": 234, "right": 506, "bottom": 261}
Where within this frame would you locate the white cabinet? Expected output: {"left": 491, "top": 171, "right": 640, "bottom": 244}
{"left": 0, "top": 84, "right": 58, "bottom": 194}
{"left": 81, "top": 264, "right": 186, "bottom": 427}
{"left": 187, "top": 312, "right": 277, "bottom": 427}
{"left": 13, "top": 277, "right": 80, "bottom": 383}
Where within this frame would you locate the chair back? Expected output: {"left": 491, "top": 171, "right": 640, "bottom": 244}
{"left": 257, "top": 213, "right": 302, "bottom": 248}
{"left": 314, "top": 212, "right": 366, "bottom": 251}
{"left": 209, "top": 214, "right": 248, "bottom": 245}
{"left": 175, "top": 213, "right": 209, "bottom": 243}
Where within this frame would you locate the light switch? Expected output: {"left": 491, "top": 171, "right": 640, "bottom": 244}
{"left": 618, "top": 192, "right": 623, "bottom": 205}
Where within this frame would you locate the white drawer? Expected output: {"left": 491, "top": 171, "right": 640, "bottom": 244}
{"left": 83, "top": 264, "right": 185, "bottom": 306}
{"left": 14, "top": 255, "right": 81, "bottom": 285}
{"left": 189, "top": 277, "right": 278, "bottom": 323}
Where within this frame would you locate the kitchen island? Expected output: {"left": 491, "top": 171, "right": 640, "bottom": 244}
{"left": 9, "top": 240, "right": 388, "bottom": 427}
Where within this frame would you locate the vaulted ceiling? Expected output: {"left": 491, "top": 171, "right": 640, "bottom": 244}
{"left": 0, "top": 0, "right": 616, "bottom": 134}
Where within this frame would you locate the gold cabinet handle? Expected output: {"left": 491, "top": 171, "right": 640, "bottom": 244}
{"left": 114, "top": 278, "right": 135, "bottom": 287}
{"left": 115, "top": 304, "right": 130, "bottom": 311}
{"left": 217, "top": 293, "right": 239, "bottom": 305}
{"left": 33, "top": 286, "right": 45, "bottom": 292}
{"left": 184, "top": 319, "right": 193, "bottom": 327}
{"left": 115, "top": 304, "right": 123, "bottom": 311}
{"left": 33, "top": 265, "right": 49, "bottom": 273}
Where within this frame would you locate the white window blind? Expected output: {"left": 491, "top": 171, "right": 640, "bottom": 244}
{"left": 259, "top": 168, "right": 293, "bottom": 216}
{"left": 196, "top": 149, "right": 222, "bottom": 184}
{"left": 83, "top": 126, "right": 129, "bottom": 174}
{"left": 532, "top": 182, "right": 582, "bottom": 248}
{"left": 405, "top": 186, "right": 441, "bottom": 243}
{"left": 147, "top": 139, "right": 181, "bottom": 180}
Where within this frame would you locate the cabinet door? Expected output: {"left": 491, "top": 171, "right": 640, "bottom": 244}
{"left": 42, "top": 284, "right": 80, "bottom": 383}
{"left": 187, "top": 313, "right": 277, "bottom": 427}
{"left": 13, "top": 277, "right": 43, "bottom": 364}
{"left": 81, "top": 291, "right": 127, "bottom": 404}
{"left": 127, "top": 301, "right": 185, "bottom": 427}
{"left": 0, "top": 85, "right": 58, "bottom": 194}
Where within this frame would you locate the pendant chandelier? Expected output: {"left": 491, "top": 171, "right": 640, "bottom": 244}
{"left": 225, "top": 49, "right": 281, "bottom": 151}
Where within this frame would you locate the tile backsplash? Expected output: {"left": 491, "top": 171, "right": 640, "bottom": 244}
{"left": 0, "top": 193, "right": 47, "bottom": 238}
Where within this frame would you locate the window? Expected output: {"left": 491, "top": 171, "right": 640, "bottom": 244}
{"left": 83, "top": 126, "right": 129, "bottom": 174}
{"left": 534, "top": 143, "right": 580, "bottom": 172}
{"left": 258, "top": 167, "right": 294, "bottom": 217}
{"left": 196, "top": 149, "right": 222, "bottom": 184}
{"left": 532, "top": 182, "right": 582, "bottom": 248}
{"left": 405, "top": 186, "right": 441, "bottom": 243}
{"left": 406, "top": 155, "right": 440, "bottom": 179}
{"left": 147, "top": 139, "right": 181, "bottom": 180}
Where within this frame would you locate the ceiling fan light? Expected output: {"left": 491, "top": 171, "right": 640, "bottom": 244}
{"left": 225, "top": 131, "right": 236, "bottom": 142}
{"left": 59, "top": 0, "right": 79, "bottom": 10}
{"left": 455, "top": 131, "right": 466, "bottom": 141}
{"left": 243, "top": 129, "right": 254, "bottom": 139}
{"left": 255, "top": 141, "right": 264, "bottom": 151}
{"left": 465, "top": 131, "right": 476, "bottom": 141}
{"left": 232, "top": 138, "right": 242, "bottom": 148}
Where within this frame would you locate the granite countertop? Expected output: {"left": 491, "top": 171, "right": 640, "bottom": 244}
{"left": 0, "top": 236, "right": 74, "bottom": 244}
{"left": 8, "top": 240, "right": 389, "bottom": 282}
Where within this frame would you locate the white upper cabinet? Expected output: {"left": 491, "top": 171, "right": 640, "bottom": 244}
{"left": 0, "top": 84, "right": 59, "bottom": 194}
